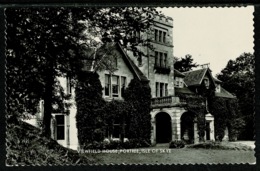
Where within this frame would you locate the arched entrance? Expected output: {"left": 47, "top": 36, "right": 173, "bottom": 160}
{"left": 156, "top": 112, "right": 172, "bottom": 143}
{"left": 181, "top": 111, "right": 196, "bottom": 144}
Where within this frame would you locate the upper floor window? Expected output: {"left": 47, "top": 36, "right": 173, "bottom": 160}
{"left": 203, "top": 78, "right": 209, "bottom": 88}
{"left": 174, "top": 77, "right": 183, "bottom": 88}
{"left": 154, "top": 29, "right": 167, "bottom": 43}
{"left": 156, "top": 82, "right": 168, "bottom": 97}
{"left": 66, "top": 77, "right": 72, "bottom": 95}
{"left": 105, "top": 74, "right": 127, "bottom": 98}
{"left": 155, "top": 51, "right": 168, "bottom": 68}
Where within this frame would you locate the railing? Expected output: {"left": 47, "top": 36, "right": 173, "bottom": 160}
{"left": 151, "top": 96, "right": 185, "bottom": 107}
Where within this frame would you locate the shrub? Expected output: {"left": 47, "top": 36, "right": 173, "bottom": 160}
{"left": 169, "top": 140, "right": 186, "bottom": 149}
{"left": 124, "top": 78, "right": 152, "bottom": 144}
{"left": 75, "top": 71, "right": 106, "bottom": 145}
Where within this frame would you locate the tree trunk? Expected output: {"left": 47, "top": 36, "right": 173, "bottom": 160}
{"left": 42, "top": 65, "right": 55, "bottom": 137}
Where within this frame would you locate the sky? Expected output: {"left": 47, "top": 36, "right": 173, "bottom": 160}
{"left": 158, "top": 7, "right": 254, "bottom": 76}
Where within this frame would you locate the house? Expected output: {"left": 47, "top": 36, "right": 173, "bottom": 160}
{"left": 23, "top": 14, "right": 235, "bottom": 150}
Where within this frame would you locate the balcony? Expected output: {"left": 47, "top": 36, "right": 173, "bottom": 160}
{"left": 151, "top": 96, "right": 186, "bottom": 108}
{"left": 154, "top": 64, "right": 171, "bottom": 74}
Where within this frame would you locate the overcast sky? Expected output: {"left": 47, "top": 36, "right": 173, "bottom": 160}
{"left": 158, "top": 7, "right": 254, "bottom": 76}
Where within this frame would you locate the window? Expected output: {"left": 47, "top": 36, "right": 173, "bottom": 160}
{"left": 204, "top": 78, "right": 209, "bottom": 88}
{"left": 155, "top": 51, "right": 168, "bottom": 68}
{"left": 155, "top": 29, "right": 158, "bottom": 41}
{"left": 66, "top": 77, "right": 72, "bottom": 95}
{"left": 105, "top": 74, "right": 126, "bottom": 98}
{"left": 56, "top": 115, "right": 65, "bottom": 140}
{"left": 105, "top": 74, "right": 111, "bottom": 96}
{"left": 163, "top": 32, "right": 166, "bottom": 43}
{"left": 121, "top": 76, "right": 126, "bottom": 97}
{"left": 156, "top": 82, "right": 168, "bottom": 97}
{"left": 174, "top": 77, "right": 183, "bottom": 88}
{"left": 112, "top": 75, "right": 119, "bottom": 97}
{"left": 165, "top": 84, "right": 168, "bottom": 96}
{"left": 154, "top": 29, "right": 167, "bottom": 43}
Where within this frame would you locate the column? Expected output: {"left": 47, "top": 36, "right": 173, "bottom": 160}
{"left": 151, "top": 116, "right": 156, "bottom": 145}
{"left": 194, "top": 122, "right": 199, "bottom": 144}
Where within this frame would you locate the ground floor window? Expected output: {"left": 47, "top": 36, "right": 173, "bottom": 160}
{"left": 55, "top": 115, "right": 65, "bottom": 140}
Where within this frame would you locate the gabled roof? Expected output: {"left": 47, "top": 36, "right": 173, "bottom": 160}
{"left": 215, "top": 87, "right": 236, "bottom": 98}
{"left": 116, "top": 43, "right": 149, "bottom": 82}
{"left": 175, "top": 87, "right": 195, "bottom": 95}
{"left": 183, "top": 68, "right": 216, "bottom": 87}
{"left": 174, "top": 69, "right": 186, "bottom": 78}
{"left": 82, "top": 42, "right": 149, "bottom": 82}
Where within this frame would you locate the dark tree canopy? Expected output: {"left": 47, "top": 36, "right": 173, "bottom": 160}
{"left": 174, "top": 54, "right": 198, "bottom": 72}
{"left": 6, "top": 7, "right": 158, "bottom": 136}
{"left": 217, "top": 52, "right": 254, "bottom": 140}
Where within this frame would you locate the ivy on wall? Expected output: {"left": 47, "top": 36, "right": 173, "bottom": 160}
{"left": 75, "top": 71, "right": 106, "bottom": 145}
{"left": 177, "top": 81, "right": 243, "bottom": 142}
{"left": 75, "top": 74, "right": 152, "bottom": 148}
{"left": 124, "top": 78, "right": 152, "bottom": 144}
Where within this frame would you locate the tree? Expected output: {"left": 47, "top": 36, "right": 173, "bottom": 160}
{"left": 75, "top": 71, "right": 106, "bottom": 145}
{"left": 6, "top": 7, "right": 158, "bottom": 137}
{"left": 174, "top": 54, "right": 198, "bottom": 72}
{"left": 217, "top": 52, "right": 254, "bottom": 140}
{"left": 124, "top": 78, "right": 151, "bottom": 143}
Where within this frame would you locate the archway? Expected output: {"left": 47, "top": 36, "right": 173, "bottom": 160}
{"left": 181, "top": 111, "right": 196, "bottom": 144}
{"left": 156, "top": 112, "right": 172, "bottom": 143}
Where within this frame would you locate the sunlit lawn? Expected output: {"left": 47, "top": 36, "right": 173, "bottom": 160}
{"left": 93, "top": 148, "right": 255, "bottom": 164}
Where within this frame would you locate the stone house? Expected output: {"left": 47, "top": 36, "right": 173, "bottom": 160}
{"left": 24, "top": 14, "right": 235, "bottom": 150}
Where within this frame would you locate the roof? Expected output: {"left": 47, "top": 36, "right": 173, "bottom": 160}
{"left": 213, "top": 77, "right": 222, "bottom": 83}
{"left": 175, "top": 87, "right": 195, "bottom": 95}
{"left": 183, "top": 68, "right": 208, "bottom": 86}
{"left": 116, "top": 43, "right": 149, "bottom": 82}
{"left": 174, "top": 69, "right": 186, "bottom": 78}
{"left": 215, "top": 87, "right": 236, "bottom": 98}
{"left": 82, "top": 42, "right": 148, "bottom": 82}
{"left": 183, "top": 68, "right": 216, "bottom": 88}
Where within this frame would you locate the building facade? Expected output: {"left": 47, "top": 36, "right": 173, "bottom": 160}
{"left": 24, "top": 14, "right": 235, "bottom": 150}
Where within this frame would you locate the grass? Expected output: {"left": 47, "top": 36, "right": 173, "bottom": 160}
{"left": 91, "top": 142, "right": 255, "bottom": 164}
{"left": 6, "top": 121, "right": 101, "bottom": 166}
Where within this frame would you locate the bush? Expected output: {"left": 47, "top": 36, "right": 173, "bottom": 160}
{"left": 80, "top": 138, "right": 151, "bottom": 150}
{"left": 169, "top": 140, "right": 186, "bottom": 149}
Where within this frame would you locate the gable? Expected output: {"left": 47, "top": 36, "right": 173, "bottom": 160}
{"left": 183, "top": 68, "right": 216, "bottom": 88}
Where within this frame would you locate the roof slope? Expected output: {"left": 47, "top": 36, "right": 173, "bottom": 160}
{"left": 215, "top": 87, "right": 236, "bottom": 98}
{"left": 183, "top": 68, "right": 208, "bottom": 86}
{"left": 174, "top": 69, "right": 186, "bottom": 78}
{"left": 82, "top": 42, "right": 148, "bottom": 82}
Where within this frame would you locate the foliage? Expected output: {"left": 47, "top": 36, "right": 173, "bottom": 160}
{"left": 124, "top": 78, "right": 152, "bottom": 143}
{"left": 217, "top": 52, "right": 254, "bottom": 140}
{"left": 174, "top": 54, "right": 198, "bottom": 72}
{"left": 81, "top": 138, "right": 150, "bottom": 150}
{"left": 169, "top": 140, "right": 186, "bottom": 149}
{"left": 178, "top": 94, "right": 206, "bottom": 141}
{"left": 187, "top": 141, "right": 253, "bottom": 151}
{"left": 75, "top": 71, "right": 106, "bottom": 145}
{"left": 6, "top": 7, "right": 158, "bottom": 136}
{"left": 104, "top": 100, "right": 128, "bottom": 142}
{"left": 6, "top": 121, "right": 99, "bottom": 165}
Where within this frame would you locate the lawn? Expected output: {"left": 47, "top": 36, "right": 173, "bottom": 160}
{"left": 92, "top": 144, "right": 256, "bottom": 164}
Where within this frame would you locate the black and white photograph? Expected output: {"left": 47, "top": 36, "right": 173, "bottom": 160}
{"left": 5, "top": 6, "right": 255, "bottom": 165}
